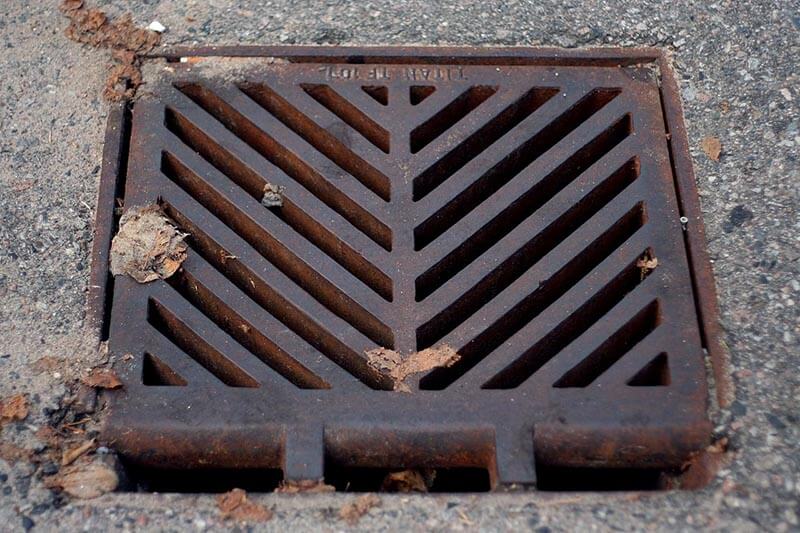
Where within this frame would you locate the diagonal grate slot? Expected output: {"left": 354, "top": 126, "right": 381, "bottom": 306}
{"left": 552, "top": 299, "right": 661, "bottom": 388}
{"left": 168, "top": 270, "right": 331, "bottom": 389}
{"left": 147, "top": 298, "right": 260, "bottom": 388}
{"left": 142, "top": 353, "right": 188, "bottom": 386}
{"left": 410, "top": 85, "right": 497, "bottom": 153}
{"left": 627, "top": 353, "right": 671, "bottom": 386}
{"left": 412, "top": 87, "right": 614, "bottom": 201}
{"left": 301, "top": 83, "right": 390, "bottom": 153}
{"left": 410, "top": 85, "right": 436, "bottom": 105}
{"left": 362, "top": 85, "right": 388, "bottom": 105}
{"left": 481, "top": 247, "right": 658, "bottom": 389}
{"left": 164, "top": 108, "right": 393, "bottom": 301}
{"left": 172, "top": 83, "right": 393, "bottom": 250}
{"left": 238, "top": 82, "right": 391, "bottom": 199}
{"left": 420, "top": 204, "right": 648, "bottom": 389}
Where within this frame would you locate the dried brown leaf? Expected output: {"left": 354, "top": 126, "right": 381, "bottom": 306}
{"left": 275, "top": 479, "right": 335, "bottom": 493}
{"left": 0, "top": 394, "right": 29, "bottom": 422}
{"left": 103, "top": 63, "right": 142, "bottom": 102}
{"left": 61, "top": 2, "right": 160, "bottom": 53}
{"left": 700, "top": 136, "right": 722, "bottom": 161}
{"left": 381, "top": 469, "right": 434, "bottom": 492}
{"left": 60, "top": 1, "right": 160, "bottom": 101}
{"left": 60, "top": 0, "right": 84, "bottom": 11}
{"left": 366, "top": 345, "right": 460, "bottom": 392}
{"left": 52, "top": 461, "right": 119, "bottom": 499}
{"left": 81, "top": 368, "right": 123, "bottom": 389}
{"left": 217, "top": 488, "right": 273, "bottom": 523}
{"left": 339, "top": 494, "right": 381, "bottom": 525}
{"left": 636, "top": 251, "right": 659, "bottom": 280}
{"left": 109, "top": 205, "right": 187, "bottom": 283}
{"left": 261, "top": 183, "right": 286, "bottom": 207}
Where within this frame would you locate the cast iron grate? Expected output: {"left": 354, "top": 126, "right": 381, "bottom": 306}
{"left": 89, "top": 47, "right": 723, "bottom": 490}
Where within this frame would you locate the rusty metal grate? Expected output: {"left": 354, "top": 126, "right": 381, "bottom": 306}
{"left": 89, "top": 47, "right": 723, "bottom": 490}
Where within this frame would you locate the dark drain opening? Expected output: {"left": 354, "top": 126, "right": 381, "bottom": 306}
{"left": 121, "top": 463, "right": 668, "bottom": 493}
{"left": 123, "top": 465, "right": 283, "bottom": 493}
{"left": 324, "top": 465, "right": 491, "bottom": 492}
{"left": 535, "top": 464, "right": 668, "bottom": 491}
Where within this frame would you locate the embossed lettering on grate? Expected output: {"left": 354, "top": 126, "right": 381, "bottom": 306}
{"left": 96, "top": 49, "right": 716, "bottom": 490}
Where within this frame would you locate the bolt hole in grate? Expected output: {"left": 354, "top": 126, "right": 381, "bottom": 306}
{"left": 88, "top": 47, "right": 724, "bottom": 492}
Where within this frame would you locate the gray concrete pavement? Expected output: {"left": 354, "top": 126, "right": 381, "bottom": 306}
{"left": 0, "top": 1, "right": 798, "bottom": 530}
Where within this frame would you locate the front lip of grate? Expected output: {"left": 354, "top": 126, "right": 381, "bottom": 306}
{"left": 89, "top": 46, "right": 724, "bottom": 489}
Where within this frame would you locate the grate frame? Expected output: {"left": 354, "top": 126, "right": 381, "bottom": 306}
{"left": 88, "top": 47, "right": 725, "bottom": 490}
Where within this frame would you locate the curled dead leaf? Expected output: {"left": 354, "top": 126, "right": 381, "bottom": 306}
{"left": 339, "top": 494, "right": 381, "bottom": 525}
{"left": 261, "top": 182, "right": 285, "bottom": 207}
{"left": 81, "top": 368, "right": 123, "bottom": 390}
{"left": 217, "top": 488, "right": 273, "bottom": 523}
{"left": 636, "top": 251, "right": 659, "bottom": 280}
{"left": 110, "top": 205, "right": 188, "bottom": 283}
{"left": 48, "top": 459, "right": 119, "bottom": 499}
{"left": 381, "top": 469, "right": 434, "bottom": 492}
{"left": 60, "top": 1, "right": 161, "bottom": 101}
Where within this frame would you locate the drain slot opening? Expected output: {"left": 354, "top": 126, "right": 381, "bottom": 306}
{"left": 324, "top": 465, "right": 491, "bottom": 493}
{"left": 535, "top": 464, "right": 669, "bottom": 491}
{"left": 123, "top": 466, "right": 283, "bottom": 493}
{"left": 147, "top": 298, "right": 260, "bottom": 388}
{"left": 410, "top": 85, "right": 497, "bottom": 153}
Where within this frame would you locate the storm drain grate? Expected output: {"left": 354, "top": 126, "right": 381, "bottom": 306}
{"left": 89, "top": 47, "right": 723, "bottom": 490}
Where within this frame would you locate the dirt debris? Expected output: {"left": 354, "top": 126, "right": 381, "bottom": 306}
{"left": 103, "top": 61, "right": 144, "bottom": 102}
{"left": 31, "top": 355, "right": 63, "bottom": 375}
{"left": 46, "top": 457, "right": 119, "bottom": 499}
{"left": 109, "top": 205, "right": 188, "bottom": 284}
{"left": 339, "top": 494, "right": 381, "bottom": 525}
{"left": 676, "top": 437, "right": 731, "bottom": 489}
{"left": 700, "top": 135, "right": 722, "bottom": 161}
{"left": 60, "top": 0, "right": 161, "bottom": 101}
{"left": 636, "top": 251, "right": 659, "bottom": 280}
{"left": 381, "top": 469, "right": 435, "bottom": 492}
{"left": 80, "top": 368, "right": 123, "bottom": 390}
{"left": 366, "top": 345, "right": 460, "bottom": 392}
{"left": 275, "top": 479, "right": 335, "bottom": 494}
{"left": 261, "top": 182, "right": 286, "bottom": 207}
{"left": 61, "top": 439, "right": 96, "bottom": 466}
{"left": 217, "top": 488, "right": 274, "bottom": 523}
{"left": 0, "top": 442, "right": 31, "bottom": 464}
{"left": 0, "top": 394, "right": 29, "bottom": 424}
